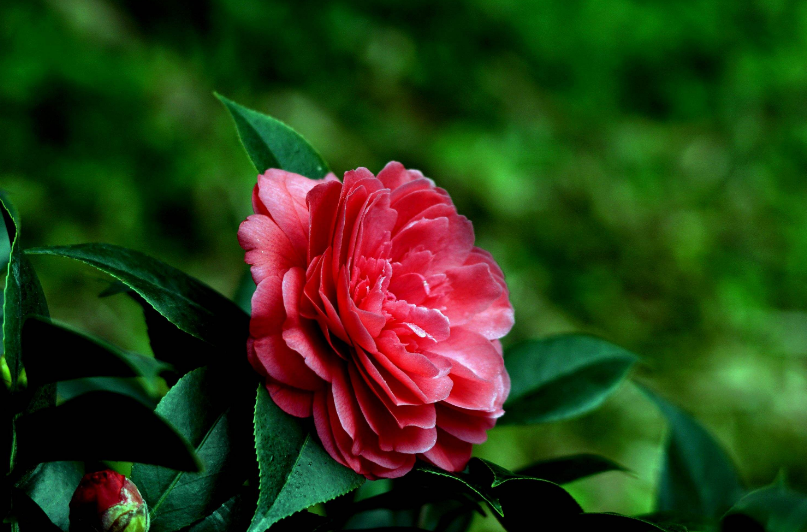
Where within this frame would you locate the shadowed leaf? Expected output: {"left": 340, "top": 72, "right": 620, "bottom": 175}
{"left": 515, "top": 453, "right": 628, "bottom": 485}
{"left": 1, "top": 191, "right": 49, "bottom": 392}
{"left": 722, "top": 482, "right": 807, "bottom": 532}
{"left": 131, "top": 366, "right": 256, "bottom": 532}
{"left": 643, "top": 386, "right": 744, "bottom": 520}
{"left": 21, "top": 316, "right": 168, "bottom": 391}
{"left": 14, "top": 391, "right": 200, "bottom": 472}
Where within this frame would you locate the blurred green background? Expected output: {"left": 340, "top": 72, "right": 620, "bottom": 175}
{"left": 3, "top": 0, "right": 807, "bottom": 528}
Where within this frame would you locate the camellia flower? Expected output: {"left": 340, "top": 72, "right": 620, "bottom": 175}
{"left": 239, "top": 162, "right": 514, "bottom": 479}
{"left": 69, "top": 470, "right": 149, "bottom": 532}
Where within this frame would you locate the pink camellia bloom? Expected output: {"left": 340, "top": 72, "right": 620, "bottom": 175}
{"left": 239, "top": 162, "right": 513, "bottom": 479}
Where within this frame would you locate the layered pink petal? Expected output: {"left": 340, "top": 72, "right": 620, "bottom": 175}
{"left": 242, "top": 162, "right": 513, "bottom": 480}
{"left": 256, "top": 169, "right": 319, "bottom": 257}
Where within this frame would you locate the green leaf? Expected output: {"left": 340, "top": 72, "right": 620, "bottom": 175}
{"left": 0, "top": 214, "right": 10, "bottom": 273}
{"left": 501, "top": 335, "right": 637, "bottom": 425}
{"left": 2, "top": 346, "right": 11, "bottom": 479}
{"left": 131, "top": 366, "right": 256, "bottom": 532}
{"left": 216, "top": 93, "right": 330, "bottom": 178}
{"left": 723, "top": 482, "right": 807, "bottom": 532}
{"left": 268, "top": 511, "right": 331, "bottom": 532}
{"left": 21, "top": 316, "right": 168, "bottom": 390}
{"left": 132, "top": 295, "right": 217, "bottom": 385}
{"left": 469, "top": 459, "right": 583, "bottom": 529}
{"left": 574, "top": 513, "right": 669, "bottom": 530}
{"left": 515, "top": 453, "right": 628, "bottom": 485}
{"left": 415, "top": 458, "right": 582, "bottom": 527}
{"left": 103, "top": 287, "right": 219, "bottom": 385}
{"left": 27, "top": 244, "right": 249, "bottom": 354}
{"left": 643, "top": 386, "right": 744, "bottom": 520}
{"left": 248, "top": 385, "right": 364, "bottom": 532}
{"left": 15, "top": 461, "right": 84, "bottom": 531}
{"left": 234, "top": 268, "right": 255, "bottom": 315}
{"left": 10, "top": 488, "right": 63, "bottom": 532}
{"left": 638, "top": 512, "right": 702, "bottom": 532}
{"left": 57, "top": 377, "right": 158, "bottom": 408}
{"left": 414, "top": 462, "right": 501, "bottom": 515}
{"left": 187, "top": 489, "right": 259, "bottom": 532}
{"left": 14, "top": 391, "right": 200, "bottom": 472}
{"left": 347, "top": 479, "right": 481, "bottom": 530}
{"left": 1, "top": 192, "right": 49, "bottom": 392}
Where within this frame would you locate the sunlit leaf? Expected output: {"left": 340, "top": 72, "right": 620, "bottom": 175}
{"left": 501, "top": 335, "right": 637, "bottom": 425}
{"left": 217, "top": 93, "right": 329, "bottom": 178}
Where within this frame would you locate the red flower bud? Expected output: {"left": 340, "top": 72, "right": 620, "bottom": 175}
{"left": 69, "top": 470, "right": 149, "bottom": 532}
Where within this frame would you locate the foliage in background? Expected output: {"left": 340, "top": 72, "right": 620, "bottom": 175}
{"left": 4, "top": 95, "right": 807, "bottom": 532}
{"left": 2, "top": 0, "right": 807, "bottom": 525}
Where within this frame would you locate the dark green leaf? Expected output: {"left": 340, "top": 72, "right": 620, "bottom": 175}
{"left": 21, "top": 316, "right": 168, "bottom": 391}
{"left": 639, "top": 511, "right": 713, "bottom": 531}
{"left": 14, "top": 391, "right": 200, "bottom": 472}
{"left": 119, "top": 290, "right": 218, "bottom": 385}
{"left": 430, "top": 501, "right": 475, "bottom": 532}
{"left": 501, "top": 335, "right": 637, "bottom": 425}
{"left": 248, "top": 385, "right": 364, "bottom": 532}
{"left": 15, "top": 461, "right": 84, "bottom": 531}
{"left": 721, "top": 513, "right": 764, "bottom": 532}
{"left": 266, "top": 511, "right": 331, "bottom": 532}
{"left": 27, "top": 244, "right": 249, "bottom": 354}
{"left": 187, "top": 488, "right": 259, "bottom": 532}
{"left": 10, "top": 488, "right": 62, "bottom": 532}
{"left": 415, "top": 458, "right": 582, "bottom": 527}
{"left": 643, "top": 386, "right": 744, "bottom": 520}
{"left": 722, "top": 482, "right": 807, "bottom": 532}
{"left": 131, "top": 366, "right": 256, "bottom": 532}
{"left": 57, "top": 377, "right": 158, "bottom": 408}
{"left": 0, "top": 214, "right": 10, "bottom": 273}
{"left": 515, "top": 453, "right": 628, "bottom": 485}
{"left": 469, "top": 459, "right": 583, "bottom": 529}
{"left": 574, "top": 513, "right": 669, "bottom": 531}
{"left": 414, "top": 463, "right": 499, "bottom": 514}
{"left": 346, "top": 478, "right": 481, "bottom": 530}
{"left": 234, "top": 268, "right": 255, "bottom": 315}
{"left": 1, "top": 191, "right": 49, "bottom": 392}
{"left": 216, "top": 93, "right": 329, "bottom": 178}
{"left": 1, "top": 369, "right": 10, "bottom": 479}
